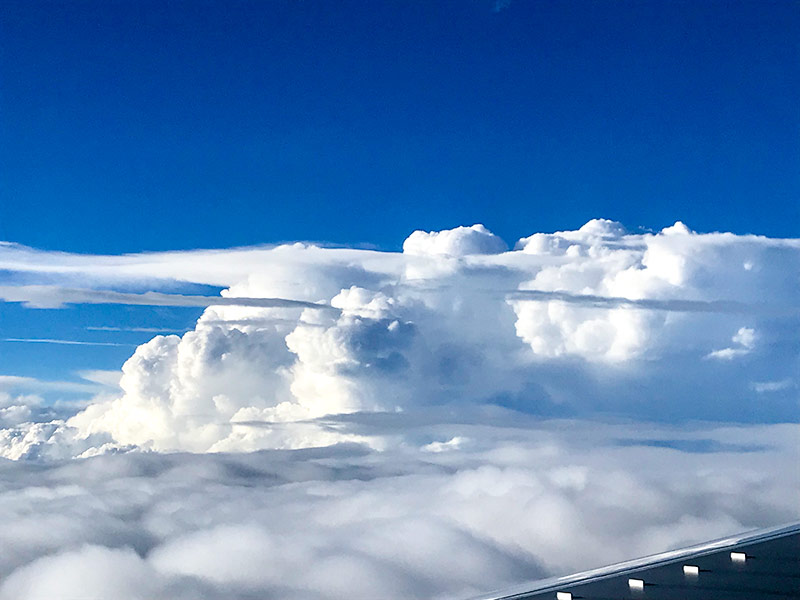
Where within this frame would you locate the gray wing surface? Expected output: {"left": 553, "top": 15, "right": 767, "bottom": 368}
{"left": 470, "top": 521, "right": 800, "bottom": 600}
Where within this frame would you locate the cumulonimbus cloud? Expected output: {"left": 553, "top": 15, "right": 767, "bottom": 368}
{"left": 0, "top": 219, "right": 798, "bottom": 458}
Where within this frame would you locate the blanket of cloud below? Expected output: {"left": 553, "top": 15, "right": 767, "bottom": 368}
{"left": 0, "top": 417, "right": 797, "bottom": 600}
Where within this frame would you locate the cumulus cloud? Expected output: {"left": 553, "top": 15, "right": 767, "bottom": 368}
{"left": 0, "top": 220, "right": 798, "bottom": 457}
{"left": 706, "top": 326, "right": 757, "bottom": 360}
{"left": 0, "top": 394, "right": 43, "bottom": 429}
{"left": 403, "top": 224, "right": 508, "bottom": 256}
{"left": 0, "top": 376, "right": 108, "bottom": 433}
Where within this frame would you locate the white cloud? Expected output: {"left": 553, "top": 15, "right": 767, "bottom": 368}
{"left": 403, "top": 224, "right": 508, "bottom": 256}
{"left": 0, "top": 376, "right": 108, "bottom": 433}
{"left": 0, "top": 220, "right": 797, "bottom": 457}
{"left": 706, "top": 347, "right": 747, "bottom": 360}
{"left": 422, "top": 436, "right": 467, "bottom": 452}
{"left": 706, "top": 326, "right": 757, "bottom": 360}
{"left": 0, "top": 285, "right": 336, "bottom": 311}
{"left": 2, "top": 337, "right": 133, "bottom": 347}
{"left": 0, "top": 397, "right": 39, "bottom": 428}
{"left": 751, "top": 379, "right": 794, "bottom": 393}
{"left": 87, "top": 325, "right": 190, "bottom": 333}
{"left": 0, "top": 375, "right": 104, "bottom": 395}
{"left": 0, "top": 546, "right": 176, "bottom": 600}
{"left": 0, "top": 417, "right": 795, "bottom": 600}
{"left": 77, "top": 370, "right": 123, "bottom": 389}
{"left": 733, "top": 327, "right": 757, "bottom": 348}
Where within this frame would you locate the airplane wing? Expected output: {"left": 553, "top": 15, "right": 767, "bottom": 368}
{"left": 470, "top": 521, "right": 800, "bottom": 600}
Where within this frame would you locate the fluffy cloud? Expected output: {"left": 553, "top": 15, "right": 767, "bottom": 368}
{"left": 1, "top": 220, "right": 798, "bottom": 456}
{"left": 0, "top": 416, "right": 796, "bottom": 600}
{"left": 403, "top": 224, "right": 508, "bottom": 256}
{"left": 706, "top": 326, "right": 757, "bottom": 360}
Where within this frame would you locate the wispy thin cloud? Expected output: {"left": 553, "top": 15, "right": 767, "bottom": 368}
{"left": 198, "top": 317, "right": 326, "bottom": 329}
{"left": 751, "top": 379, "right": 794, "bottom": 393}
{"left": 86, "top": 326, "right": 191, "bottom": 333}
{"left": 5, "top": 281, "right": 789, "bottom": 319}
{"left": 77, "top": 369, "right": 123, "bottom": 388}
{"left": 506, "top": 289, "right": 797, "bottom": 316}
{"left": 705, "top": 327, "right": 756, "bottom": 360}
{"left": 2, "top": 338, "right": 134, "bottom": 347}
{"left": 705, "top": 347, "right": 749, "bottom": 360}
{"left": 0, "top": 285, "right": 338, "bottom": 311}
{"left": 0, "top": 374, "right": 106, "bottom": 394}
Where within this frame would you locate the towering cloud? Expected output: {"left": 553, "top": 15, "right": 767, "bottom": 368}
{"left": 1, "top": 220, "right": 797, "bottom": 457}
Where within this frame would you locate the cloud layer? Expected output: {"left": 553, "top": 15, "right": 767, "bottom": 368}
{"left": 0, "top": 416, "right": 796, "bottom": 600}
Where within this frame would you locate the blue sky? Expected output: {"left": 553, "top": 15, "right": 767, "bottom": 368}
{"left": 0, "top": 5, "right": 798, "bottom": 592}
{"left": 1, "top": 0, "right": 798, "bottom": 255}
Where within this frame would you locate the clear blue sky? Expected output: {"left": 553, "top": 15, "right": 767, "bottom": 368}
{"left": 1, "top": 0, "right": 798, "bottom": 254}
